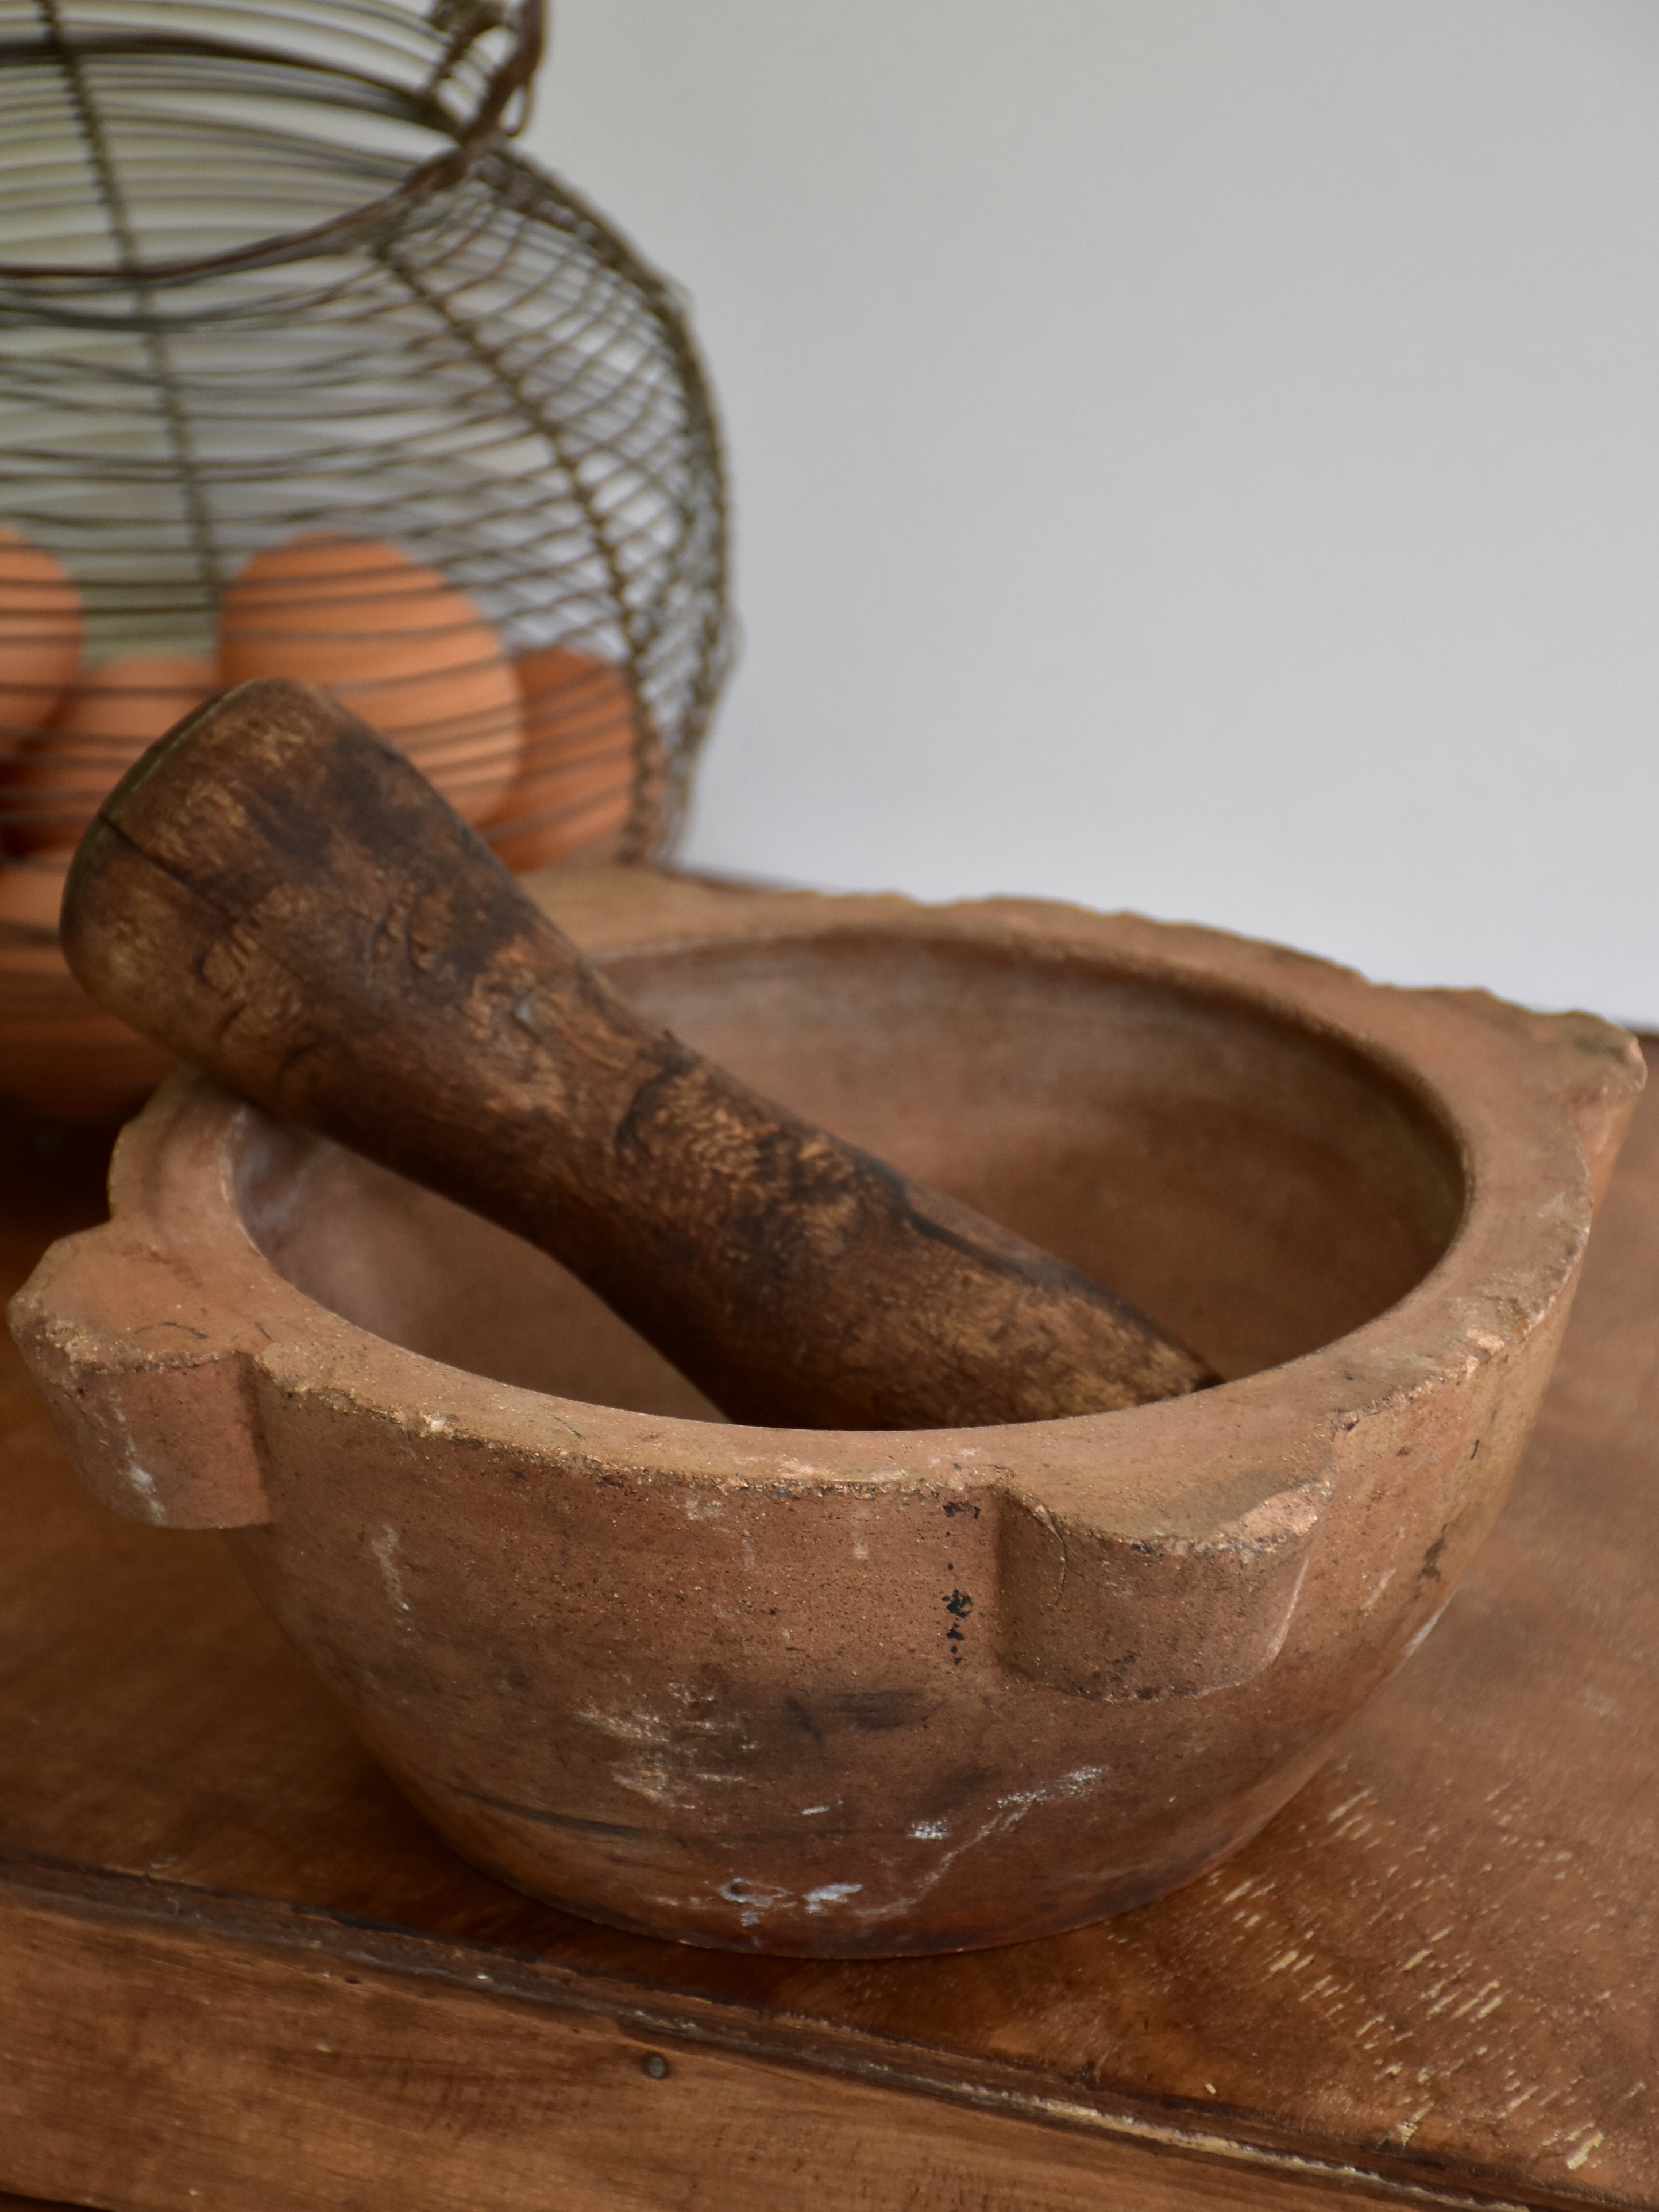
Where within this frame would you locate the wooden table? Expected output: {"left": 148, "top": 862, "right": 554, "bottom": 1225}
{"left": 1, "top": 1038, "right": 1655, "bottom": 2211}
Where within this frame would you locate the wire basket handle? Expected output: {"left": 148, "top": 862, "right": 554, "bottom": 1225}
{"left": 0, "top": 0, "right": 547, "bottom": 286}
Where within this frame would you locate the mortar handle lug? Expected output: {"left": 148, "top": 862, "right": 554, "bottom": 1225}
{"left": 995, "top": 1477, "right": 1329, "bottom": 1701}
{"left": 8, "top": 1222, "right": 271, "bottom": 1529}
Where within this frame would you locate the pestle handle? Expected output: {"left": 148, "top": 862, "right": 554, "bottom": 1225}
{"left": 61, "top": 680, "right": 1216, "bottom": 1429}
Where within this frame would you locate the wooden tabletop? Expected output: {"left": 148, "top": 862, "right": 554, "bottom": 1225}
{"left": 0, "top": 1009, "right": 1654, "bottom": 2210}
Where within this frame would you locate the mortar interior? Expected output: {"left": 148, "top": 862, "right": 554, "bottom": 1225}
{"left": 235, "top": 930, "right": 1466, "bottom": 1423}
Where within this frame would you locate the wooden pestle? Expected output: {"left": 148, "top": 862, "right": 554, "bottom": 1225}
{"left": 61, "top": 679, "right": 1217, "bottom": 1429}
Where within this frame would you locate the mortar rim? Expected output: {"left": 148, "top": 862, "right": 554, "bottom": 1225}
{"left": 51, "top": 889, "right": 1635, "bottom": 1546}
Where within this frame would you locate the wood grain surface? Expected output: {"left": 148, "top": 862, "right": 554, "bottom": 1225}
{"left": 0, "top": 904, "right": 1654, "bottom": 2209}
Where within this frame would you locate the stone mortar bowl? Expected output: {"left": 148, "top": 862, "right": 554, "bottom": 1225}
{"left": 11, "top": 874, "right": 1643, "bottom": 1957}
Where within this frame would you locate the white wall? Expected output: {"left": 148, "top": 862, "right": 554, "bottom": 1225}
{"left": 530, "top": 2, "right": 1659, "bottom": 1023}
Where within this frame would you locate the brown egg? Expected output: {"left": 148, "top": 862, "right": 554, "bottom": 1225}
{"left": 0, "top": 525, "right": 83, "bottom": 757}
{"left": 484, "top": 645, "right": 653, "bottom": 873}
{"left": 0, "top": 846, "right": 173, "bottom": 1118}
{"left": 6, "top": 652, "right": 218, "bottom": 852}
{"left": 0, "top": 852, "right": 68, "bottom": 933}
{"left": 218, "top": 535, "right": 524, "bottom": 826}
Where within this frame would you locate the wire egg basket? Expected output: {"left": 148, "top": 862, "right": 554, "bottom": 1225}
{"left": 0, "top": 0, "right": 731, "bottom": 1118}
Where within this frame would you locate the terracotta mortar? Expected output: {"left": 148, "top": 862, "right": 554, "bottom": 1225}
{"left": 10, "top": 876, "right": 1642, "bottom": 1956}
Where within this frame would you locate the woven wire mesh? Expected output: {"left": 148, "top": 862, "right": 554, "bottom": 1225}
{"left": 0, "top": 0, "right": 731, "bottom": 919}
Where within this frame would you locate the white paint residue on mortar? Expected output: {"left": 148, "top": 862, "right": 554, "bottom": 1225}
{"left": 371, "top": 1524, "right": 411, "bottom": 1614}
{"left": 125, "top": 1459, "right": 166, "bottom": 1524}
{"left": 107, "top": 1400, "right": 167, "bottom": 1525}
{"left": 718, "top": 1874, "right": 792, "bottom": 1929}
{"left": 805, "top": 1883, "right": 863, "bottom": 1913}
{"left": 861, "top": 1764, "right": 1110, "bottom": 1925}
{"left": 579, "top": 1695, "right": 751, "bottom": 1813}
